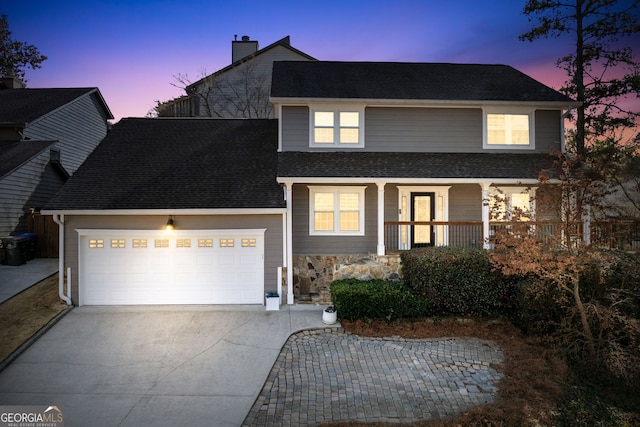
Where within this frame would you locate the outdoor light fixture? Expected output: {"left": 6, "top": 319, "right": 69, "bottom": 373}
{"left": 164, "top": 216, "right": 175, "bottom": 231}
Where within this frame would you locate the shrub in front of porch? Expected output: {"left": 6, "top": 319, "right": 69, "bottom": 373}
{"left": 330, "top": 279, "right": 430, "bottom": 322}
{"left": 401, "top": 247, "right": 512, "bottom": 317}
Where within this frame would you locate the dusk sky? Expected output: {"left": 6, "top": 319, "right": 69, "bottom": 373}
{"left": 3, "top": 1, "right": 637, "bottom": 122}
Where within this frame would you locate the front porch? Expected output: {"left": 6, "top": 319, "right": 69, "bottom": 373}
{"left": 293, "top": 220, "right": 640, "bottom": 302}
{"left": 384, "top": 220, "right": 640, "bottom": 251}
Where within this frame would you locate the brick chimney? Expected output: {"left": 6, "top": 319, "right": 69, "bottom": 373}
{"left": 232, "top": 35, "right": 258, "bottom": 63}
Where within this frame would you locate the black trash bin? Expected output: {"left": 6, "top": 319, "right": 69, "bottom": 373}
{"left": 15, "top": 233, "right": 37, "bottom": 260}
{"left": 1, "top": 236, "right": 26, "bottom": 266}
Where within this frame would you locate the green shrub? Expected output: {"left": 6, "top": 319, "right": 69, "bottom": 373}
{"left": 599, "top": 250, "right": 640, "bottom": 318}
{"left": 401, "top": 247, "right": 512, "bottom": 317}
{"left": 330, "top": 278, "right": 430, "bottom": 322}
{"left": 508, "top": 275, "right": 566, "bottom": 335}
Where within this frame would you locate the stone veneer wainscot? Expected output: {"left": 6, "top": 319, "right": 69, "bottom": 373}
{"left": 293, "top": 254, "right": 403, "bottom": 303}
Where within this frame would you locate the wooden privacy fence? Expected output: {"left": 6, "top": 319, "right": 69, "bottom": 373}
{"left": 26, "top": 211, "right": 59, "bottom": 258}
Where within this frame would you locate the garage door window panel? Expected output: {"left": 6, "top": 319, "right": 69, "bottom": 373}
{"left": 176, "top": 239, "right": 191, "bottom": 247}
{"left": 111, "top": 239, "right": 126, "bottom": 248}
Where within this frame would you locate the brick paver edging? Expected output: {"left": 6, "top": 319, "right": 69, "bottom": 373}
{"left": 243, "top": 328, "right": 504, "bottom": 426}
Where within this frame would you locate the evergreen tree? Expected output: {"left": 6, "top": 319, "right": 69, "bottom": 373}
{"left": 520, "top": 0, "right": 640, "bottom": 155}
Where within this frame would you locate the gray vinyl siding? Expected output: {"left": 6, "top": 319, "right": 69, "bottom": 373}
{"left": 535, "top": 110, "right": 562, "bottom": 152}
{"left": 0, "top": 149, "right": 65, "bottom": 235}
{"left": 281, "top": 106, "right": 309, "bottom": 150}
{"left": 292, "top": 184, "right": 377, "bottom": 255}
{"left": 280, "top": 106, "right": 562, "bottom": 154}
{"left": 449, "top": 185, "right": 482, "bottom": 221}
{"left": 62, "top": 214, "right": 283, "bottom": 305}
{"left": 23, "top": 92, "right": 109, "bottom": 175}
{"left": 195, "top": 46, "right": 313, "bottom": 119}
{"left": 365, "top": 108, "right": 481, "bottom": 152}
{"left": 384, "top": 185, "right": 399, "bottom": 222}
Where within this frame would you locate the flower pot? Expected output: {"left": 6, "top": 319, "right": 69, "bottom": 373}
{"left": 265, "top": 291, "right": 279, "bottom": 311}
{"left": 322, "top": 306, "right": 337, "bottom": 325}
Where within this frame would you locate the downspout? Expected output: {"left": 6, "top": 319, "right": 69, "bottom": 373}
{"left": 52, "top": 214, "right": 72, "bottom": 305}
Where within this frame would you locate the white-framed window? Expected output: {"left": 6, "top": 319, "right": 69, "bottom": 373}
{"left": 483, "top": 108, "right": 535, "bottom": 149}
{"left": 310, "top": 106, "right": 365, "bottom": 148}
{"left": 490, "top": 187, "right": 536, "bottom": 221}
{"left": 308, "top": 186, "right": 366, "bottom": 236}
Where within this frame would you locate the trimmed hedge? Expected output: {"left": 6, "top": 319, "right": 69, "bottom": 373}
{"left": 401, "top": 247, "right": 512, "bottom": 317}
{"left": 330, "top": 279, "right": 430, "bottom": 322}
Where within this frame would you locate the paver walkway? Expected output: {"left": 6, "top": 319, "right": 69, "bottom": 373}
{"left": 243, "top": 328, "right": 504, "bottom": 426}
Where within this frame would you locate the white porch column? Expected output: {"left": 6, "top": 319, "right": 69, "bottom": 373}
{"left": 376, "top": 182, "right": 386, "bottom": 256}
{"left": 583, "top": 203, "right": 591, "bottom": 244}
{"left": 480, "top": 182, "right": 491, "bottom": 249}
{"left": 284, "top": 181, "right": 294, "bottom": 304}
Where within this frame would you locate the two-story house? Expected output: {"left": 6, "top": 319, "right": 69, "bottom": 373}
{"left": 272, "top": 61, "right": 578, "bottom": 303}
{"left": 156, "top": 35, "right": 315, "bottom": 118}
{"left": 43, "top": 60, "right": 577, "bottom": 307}
{"left": 0, "top": 76, "right": 113, "bottom": 257}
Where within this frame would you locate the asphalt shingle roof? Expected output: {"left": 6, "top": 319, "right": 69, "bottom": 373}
{"left": 277, "top": 151, "right": 556, "bottom": 180}
{"left": 0, "top": 88, "right": 104, "bottom": 124}
{"left": 271, "top": 61, "right": 575, "bottom": 103}
{"left": 44, "top": 118, "right": 284, "bottom": 211}
{"left": 0, "top": 140, "right": 56, "bottom": 179}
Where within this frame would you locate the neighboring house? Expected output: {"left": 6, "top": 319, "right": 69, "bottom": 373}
{"left": 43, "top": 60, "right": 577, "bottom": 307}
{"left": 156, "top": 35, "right": 315, "bottom": 118}
{"left": 0, "top": 78, "right": 113, "bottom": 244}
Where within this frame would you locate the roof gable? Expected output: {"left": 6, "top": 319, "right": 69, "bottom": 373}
{"left": 188, "top": 36, "right": 316, "bottom": 91}
{"left": 0, "top": 88, "right": 114, "bottom": 125}
{"left": 45, "top": 118, "right": 283, "bottom": 211}
{"left": 0, "top": 140, "right": 56, "bottom": 179}
{"left": 271, "top": 61, "right": 575, "bottom": 104}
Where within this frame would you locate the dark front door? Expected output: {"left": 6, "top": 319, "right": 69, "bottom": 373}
{"left": 411, "top": 192, "right": 435, "bottom": 248}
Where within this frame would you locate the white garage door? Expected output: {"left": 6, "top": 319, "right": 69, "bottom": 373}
{"left": 78, "top": 229, "right": 265, "bottom": 306}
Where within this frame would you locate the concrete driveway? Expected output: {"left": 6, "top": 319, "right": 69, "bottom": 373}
{"left": 0, "top": 305, "right": 334, "bottom": 427}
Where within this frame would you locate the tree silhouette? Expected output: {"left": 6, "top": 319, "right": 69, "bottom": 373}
{"left": 0, "top": 14, "right": 47, "bottom": 83}
{"left": 520, "top": 0, "right": 640, "bottom": 155}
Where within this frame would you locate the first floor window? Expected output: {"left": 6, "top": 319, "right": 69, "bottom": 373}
{"left": 490, "top": 187, "right": 535, "bottom": 221}
{"left": 309, "top": 186, "right": 366, "bottom": 235}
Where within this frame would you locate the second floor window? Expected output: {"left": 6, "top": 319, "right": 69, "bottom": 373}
{"left": 483, "top": 109, "right": 535, "bottom": 149}
{"left": 311, "top": 107, "right": 364, "bottom": 148}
